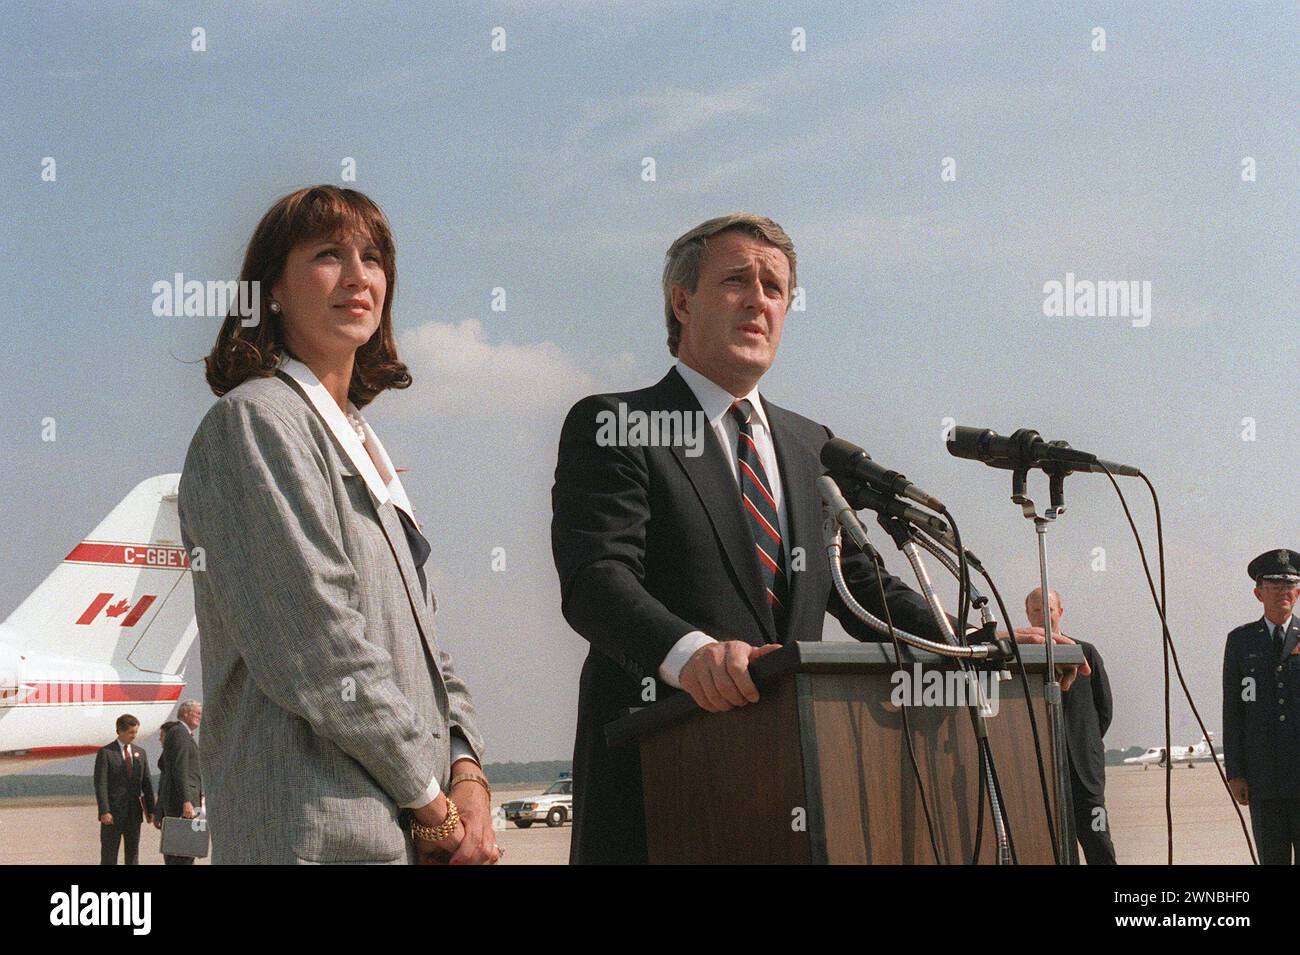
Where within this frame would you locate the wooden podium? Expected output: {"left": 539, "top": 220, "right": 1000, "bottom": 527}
{"left": 605, "top": 640, "right": 1082, "bottom": 864}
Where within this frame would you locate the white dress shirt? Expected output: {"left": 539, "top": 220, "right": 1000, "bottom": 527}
{"left": 656, "top": 361, "right": 790, "bottom": 688}
{"left": 278, "top": 358, "right": 478, "bottom": 808}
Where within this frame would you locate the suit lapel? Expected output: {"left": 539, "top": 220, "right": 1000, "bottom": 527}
{"left": 365, "top": 494, "right": 445, "bottom": 677}
{"left": 274, "top": 372, "right": 444, "bottom": 676}
{"left": 660, "top": 370, "right": 776, "bottom": 642}
{"left": 1282, "top": 616, "right": 1299, "bottom": 661}
{"left": 765, "top": 401, "right": 823, "bottom": 644}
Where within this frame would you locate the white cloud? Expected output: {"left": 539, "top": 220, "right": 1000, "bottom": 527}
{"left": 396, "top": 319, "right": 637, "bottom": 419}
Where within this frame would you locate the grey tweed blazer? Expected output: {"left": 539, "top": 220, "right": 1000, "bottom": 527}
{"left": 178, "top": 371, "right": 484, "bottom": 864}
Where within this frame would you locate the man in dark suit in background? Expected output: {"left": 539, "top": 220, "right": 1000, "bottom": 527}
{"left": 151, "top": 720, "right": 179, "bottom": 835}
{"left": 552, "top": 214, "right": 1084, "bottom": 864}
{"left": 158, "top": 700, "right": 203, "bottom": 865}
{"left": 1024, "top": 587, "right": 1116, "bottom": 864}
{"left": 93, "top": 713, "right": 155, "bottom": 865}
{"left": 1223, "top": 549, "right": 1300, "bottom": 864}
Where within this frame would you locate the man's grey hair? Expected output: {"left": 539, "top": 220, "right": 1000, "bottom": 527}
{"left": 661, "top": 213, "right": 797, "bottom": 357}
{"left": 177, "top": 700, "right": 202, "bottom": 721}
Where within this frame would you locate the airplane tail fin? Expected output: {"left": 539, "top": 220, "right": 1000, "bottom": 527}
{"left": 1, "top": 475, "right": 196, "bottom": 676}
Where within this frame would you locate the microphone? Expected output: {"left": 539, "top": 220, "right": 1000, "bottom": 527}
{"left": 841, "top": 480, "right": 951, "bottom": 537}
{"left": 816, "top": 475, "right": 872, "bottom": 551}
{"left": 821, "top": 438, "right": 945, "bottom": 511}
{"left": 946, "top": 427, "right": 1142, "bottom": 478}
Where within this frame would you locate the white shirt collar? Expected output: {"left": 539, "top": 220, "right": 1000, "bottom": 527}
{"left": 277, "top": 357, "right": 415, "bottom": 520}
{"left": 674, "top": 361, "right": 771, "bottom": 433}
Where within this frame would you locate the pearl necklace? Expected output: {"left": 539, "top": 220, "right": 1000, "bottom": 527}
{"left": 345, "top": 411, "right": 366, "bottom": 444}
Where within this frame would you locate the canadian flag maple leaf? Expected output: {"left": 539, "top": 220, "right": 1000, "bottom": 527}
{"left": 104, "top": 598, "right": 131, "bottom": 618}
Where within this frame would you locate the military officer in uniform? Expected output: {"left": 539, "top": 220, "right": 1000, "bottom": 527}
{"left": 1223, "top": 549, "right": 1300, "bottom": 864}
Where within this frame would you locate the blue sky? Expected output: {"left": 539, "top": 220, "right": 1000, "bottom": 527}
{"left": 2, "top": 1, "right": 1297, "bottom": 764}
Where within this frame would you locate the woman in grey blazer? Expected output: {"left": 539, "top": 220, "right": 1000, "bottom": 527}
{"left": 179, "top": 185, "right": 498, "bottom": 864}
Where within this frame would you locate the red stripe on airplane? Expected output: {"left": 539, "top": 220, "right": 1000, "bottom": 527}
{"left": 76, "top": 593, "right": 113, "bottom": 625}
{"left": 0, "top": 746, "right": 102, "bottom": 760}
{"left": 120, "top": 595, "right": 156, "bottom": 627}
{"left": 12, "top": 682, "right": 184, "bottom": 705}
{"left": 65, "top": 543, "right": 191, "bottom": 569}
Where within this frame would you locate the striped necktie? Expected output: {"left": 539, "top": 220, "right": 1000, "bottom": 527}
{"left": 730, "top": 399, "right": 788, "bottom": 625}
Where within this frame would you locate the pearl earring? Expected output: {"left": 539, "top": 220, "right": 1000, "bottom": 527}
{"left": 269, "top": 300, "right": 281, "bottom": 314}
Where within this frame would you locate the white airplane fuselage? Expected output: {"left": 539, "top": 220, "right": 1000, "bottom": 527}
{"left": 0, "top": 476, "right": 196, "bottom": 772}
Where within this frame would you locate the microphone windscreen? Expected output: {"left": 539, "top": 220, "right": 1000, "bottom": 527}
{"left": 820, "top": 437, "right": 865, "bottom": 474}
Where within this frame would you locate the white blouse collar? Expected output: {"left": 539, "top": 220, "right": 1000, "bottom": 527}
{"left": 277, "top": 357, "right": 415, "bottom": 521}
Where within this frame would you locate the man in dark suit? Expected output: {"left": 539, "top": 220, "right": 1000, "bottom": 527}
{"left": 552, "top": 214, "right": 1086, "bottom": 864}
{"left": 1223, "top": 549, "right": 1300, "bottom": 864}
{"left": 158, "top": 700, "right": 203, "bottom": 865}
{"left": 1025, "top": 587, "right": 1116, "bottom": 864}
{"left": 93, "top": 714, "right": 155, "bottom": 865}
{"left": 150, "top": 720, "right": 178, "bottom": 837}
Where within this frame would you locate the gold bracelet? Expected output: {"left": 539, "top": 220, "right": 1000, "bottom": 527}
{"left": 410, "top": 798, "right": 460, "bottom": 843}
{"left": 449, "top": 773, "right": 492, "bottom": 799}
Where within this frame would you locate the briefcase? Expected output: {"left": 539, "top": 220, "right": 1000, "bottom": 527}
{"left": 161, "top": 816, "right": 210, "bottom": 858}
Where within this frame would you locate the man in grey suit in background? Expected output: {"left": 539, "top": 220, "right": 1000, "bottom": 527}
{"left": 157, "top": 700, "right": 203, "bottom": 865}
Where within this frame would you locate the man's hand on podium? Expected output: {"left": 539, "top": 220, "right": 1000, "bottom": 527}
{"left": 680, "top": 641, "right": 784, "bottom": 713}
{"left": 1010, "top": 627, "right": 1092, "bottom": 691}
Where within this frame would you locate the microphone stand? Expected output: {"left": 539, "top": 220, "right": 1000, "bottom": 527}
{"left": 822, "top": 508, "right": 1005, "bottom": 659}
{"left": 1011, "top": 464, "right": 1078, "bottom": 865}
{"left": 872, "top": 514, "right": 1013, "bottom": 864}
{"left": 824, "top": 486, "right": 1017, "bottom": 863}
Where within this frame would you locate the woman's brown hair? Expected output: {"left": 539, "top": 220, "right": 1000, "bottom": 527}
{"left": 205, "top": 185, "right": 411, "bottom": 408}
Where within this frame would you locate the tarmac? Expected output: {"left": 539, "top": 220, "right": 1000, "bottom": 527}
{"left": 0, "top": 768, "right": 1261, "bottom": 865}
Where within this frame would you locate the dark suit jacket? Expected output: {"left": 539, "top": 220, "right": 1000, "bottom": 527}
{"left": 93, "top": 741, "right": 155, "bottom": 822}
{"left": 1061, "top": 640, "right": 1112, "bottom": 797}
{"left": 551, "top": 367, "right": 940, "bottom": 863}
{"left": 1223, "top": 616, "right": 1300, "bottom": 799}
{"left": 158, "top": 723, "right": 202, "bottom": 817}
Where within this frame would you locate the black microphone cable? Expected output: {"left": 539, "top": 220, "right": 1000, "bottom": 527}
{"left": 1097, "top": 465, "right": 1258, "bottom": 864}
{"left": 905, "top": 518, "right": 1022, "bottom": 863}
{"left": 933, "top": 510, "right": 1016, "bottom": 863}
{"left": 912, "top": 521, "right": 1060, "bottom": 863}
{"left": 973, "top": 562, "right": 1056, "bottom": 864}
{"left": 867, "top": 548, "right": 944, "bottom": 864}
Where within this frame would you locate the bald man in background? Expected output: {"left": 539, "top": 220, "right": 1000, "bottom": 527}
{"left": 1023, "top": 587, "right": 1116, "bottom": 865}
